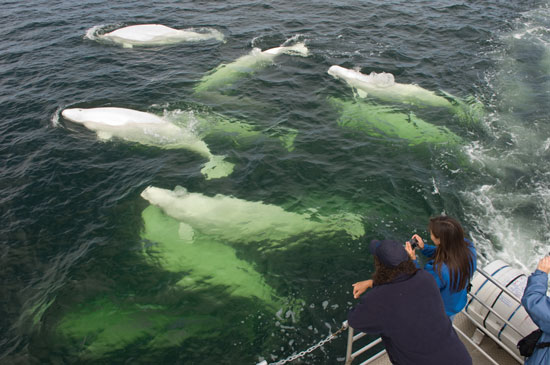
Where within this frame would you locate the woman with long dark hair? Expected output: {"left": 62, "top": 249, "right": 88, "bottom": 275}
{"left": 406, "top": 216, "right": 477, "bottom": 320}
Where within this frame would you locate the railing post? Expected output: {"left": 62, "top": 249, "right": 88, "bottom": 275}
{"left": 345, "top": 325, "right": 355, "bottom": 365}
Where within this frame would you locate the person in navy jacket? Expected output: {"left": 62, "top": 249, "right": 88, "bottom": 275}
{"left": 522, "top": 256, "right": 550, "bottom": 364}
{"left": 348, "top": 239, "right": 471, "bottom": 365}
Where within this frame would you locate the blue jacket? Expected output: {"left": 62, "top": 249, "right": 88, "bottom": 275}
{"left": 522, "top": 269, "right": 550, "bottom": 365}
{"left": 416, "top": 239, "right": 477, "bottom": 316}
{"left": 348, "top": 270, "right": 472, "bottom": 364}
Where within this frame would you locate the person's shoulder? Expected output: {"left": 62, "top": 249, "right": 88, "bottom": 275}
{"left": 413, "top": 269, "right": 442, "bottom": 290}
{"left": 415, "top": 269, "right": 434, "bottom": 281}
{"left": 464, "top": 238, "right": 477, "bottom": 256}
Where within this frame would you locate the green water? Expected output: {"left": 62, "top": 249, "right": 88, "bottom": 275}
{"left": 1, "top": 1, "right": 549, "bottom": 364}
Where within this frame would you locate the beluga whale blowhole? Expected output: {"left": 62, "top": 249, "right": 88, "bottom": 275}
{"left": 61, "top": 107, "right": 234, "bottom": 179}
{"left": 86, "top": 24, "right": 225, "bottom": 48}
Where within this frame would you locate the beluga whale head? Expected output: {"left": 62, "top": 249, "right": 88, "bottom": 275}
{"left": 61, "top": 108, "right": 87, "bottom": 125}
{"left": 327, "top": 65, "right": 356, "bottom": 81}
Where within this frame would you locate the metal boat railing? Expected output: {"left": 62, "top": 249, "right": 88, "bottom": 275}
{"left": 344, "top": 266, "right": 525, "bottom": 364}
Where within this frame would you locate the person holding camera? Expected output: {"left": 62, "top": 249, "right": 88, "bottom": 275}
{"left": 521, "top": 256, "right": 550, "bottom": 364}
{"left": 405, "top": 216, "right": 476, "bottom": 320}
{"left": 348, "top": 239, "right": 472, "bottom": 364}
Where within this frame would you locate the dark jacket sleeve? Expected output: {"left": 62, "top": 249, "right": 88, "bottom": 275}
{"left": 347, "top": 290, "right": 383, "bottom": 334}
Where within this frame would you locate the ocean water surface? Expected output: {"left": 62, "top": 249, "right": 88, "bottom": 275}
{"left": 1, "top": 0, "right": 549, "bottom": 364}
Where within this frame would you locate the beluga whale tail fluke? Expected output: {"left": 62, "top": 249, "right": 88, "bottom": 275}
{"left": 60, "top": 107, "right": 234, "bottom": 180}
{"left": 86, "top": 24, "right": 224, "bottom": 48}
{"left": 194, "top": 40, "right": 309, "bottom": 93}
{"left": 327, "top": 65, "right": 484, "bottom": 127}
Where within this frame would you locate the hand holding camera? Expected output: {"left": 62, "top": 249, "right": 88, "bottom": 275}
{"left": 409, "top": 237, "right": 419, "bottom": 250}
{"left": 405, "top": 235, "right": 424, "bottom": 261}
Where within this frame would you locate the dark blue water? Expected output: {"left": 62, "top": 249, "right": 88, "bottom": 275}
{"left": 1, "top": 1, "right": 549, "bottom": 364}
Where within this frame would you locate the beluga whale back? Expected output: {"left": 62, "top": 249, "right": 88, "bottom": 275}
{"left": 140, "top": 185, "right": 365, "bottom": 249}
{"left": 61, "top": 107, "right": 234, "bottom": 180}
{"left": 328, "top": 65, "right": 454, "bottom": 109}
{"left": 194, "top": 42, "right": 309, "bottom": 93}
{"left": 328, "top": 65, "right": 484, "bottom": 126}
{"left": 88, "top": 24, "right": 224, "bottom": 48}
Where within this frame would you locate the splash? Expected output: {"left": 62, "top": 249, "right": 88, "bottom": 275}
{"left": 461, "top": 4, "right": 550, "bottom": 269}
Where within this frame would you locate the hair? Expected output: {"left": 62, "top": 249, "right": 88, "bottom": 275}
{"left": 428, "top": 216, "right": 474, "bottom": 291}
{"left": 372, "top": 257, "right": 418, "bottom": 286}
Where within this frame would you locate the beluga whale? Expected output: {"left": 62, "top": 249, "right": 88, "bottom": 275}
{"left": 328, "top": 65, "right": 484, "bottom": 126}
{"left": 194, "top": 41, "right": 309, "bottom": 93}
{"left": 61, "top": 107, "right": 234, "bottom": 179}
{"left": 140, "top": 185, "right": 365, "bottom": 249}
{"left": 328, "top": 97, "right": 463, "bottom": 146}
{"left": 87, "top": 24, "right": 224, "bottom": 48}
{"left": 139, "top": 204, "right": 295, "bottom": 311}
{"left": 328, "top": 65, "right": 455, "bottom": 108}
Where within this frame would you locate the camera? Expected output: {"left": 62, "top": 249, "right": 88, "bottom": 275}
{"left": 409, "top": 237, "right": 418, "bottom": 250}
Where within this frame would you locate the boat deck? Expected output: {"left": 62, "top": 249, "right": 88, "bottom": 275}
{"left": 360, "top": 312, "right": 520, "bottom": 365}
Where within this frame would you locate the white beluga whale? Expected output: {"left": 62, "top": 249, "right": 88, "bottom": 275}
{"left": 140, "top": 186, "right": 365, "bottom": 248}
{"left": 328, "top": 65, "right": 484, "bottom": 126}
{"left": 328, "top": 65, "right": 455, "bottom": 108}
{"left": 88, "top": 24, "right": 224, "bottom": 48}
{"left": 61, "top": 107, "right": 233, "bottom": 179}
{"left": 194, "top": 42, "right": 309, "bottom": 93}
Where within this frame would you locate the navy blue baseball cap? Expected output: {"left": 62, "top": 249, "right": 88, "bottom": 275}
{"left": 369, "top": 239, "right": 409, "bottom": 267}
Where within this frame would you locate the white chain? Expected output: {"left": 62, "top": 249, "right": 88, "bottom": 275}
{"left": 266, "top": 323, "right": 348, "bottom": 365}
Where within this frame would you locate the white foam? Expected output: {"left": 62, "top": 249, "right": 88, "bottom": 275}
{"left": 50, "top": 107, "right": 62, "bottom": 127}
{"left": 84, "top": 24, "right": 107, "bottom": 41}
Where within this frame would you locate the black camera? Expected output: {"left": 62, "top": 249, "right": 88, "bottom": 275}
{"left": 409, "top": 237, "right": 418, "bottom": 250}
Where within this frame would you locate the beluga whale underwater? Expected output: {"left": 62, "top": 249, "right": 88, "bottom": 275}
{"left": 139, "top": 203, "right": 299, "bottom": 312}
{"left": 161, "top": 108, "right": 298, "bottom": 152}
{"left": 328, "top": 97, "right": 463, "bottom": 146}
{"left": 194, "top": 41, "right": 309, "bottom": 93}
{"left": 61, "top": 107, "right": 234, "bottom": 179}
{"left": 327, "top": 65, "right": 484, "bottom": 127}
{"left": 52, "top": 189, "right": 314, "bottom": 360}
{"left": 86, "top": 24, "right": 224, "bottom": 48}
{"left": 53, "top": 297, "right": 224, "bottom": 359}
{"left": 52, "top": 201, "right": 301, "bottom": 359}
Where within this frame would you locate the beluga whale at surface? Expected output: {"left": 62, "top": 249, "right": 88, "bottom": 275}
{"left": 328, "top": 65, "right": 455, "bottom": 108}
{"left": 87, "top": 24, "right": 224, "bottom": 48}
{"left": 194, "top": 41, "right": 309, "bottom": 93}
{"left": 327, "top": 65, "right": 484, "bottom": 126}
{"left": 140, "top": 185, "right": 365, "bottom": 249}
{"left": 61, "top": 107, "right": 234, "bottom": 179}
